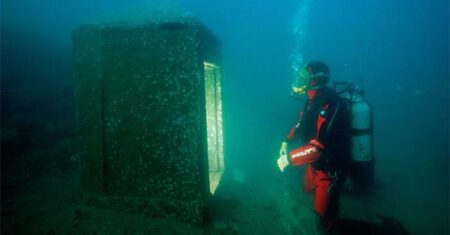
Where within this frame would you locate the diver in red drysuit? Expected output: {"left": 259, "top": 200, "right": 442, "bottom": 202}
{"left": 277, "top": 61, "right": 351, "bottom": 232}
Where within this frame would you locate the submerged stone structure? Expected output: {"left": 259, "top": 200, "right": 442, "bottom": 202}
{"left": 72, "top": 4, "right": 224, "bottom": 224}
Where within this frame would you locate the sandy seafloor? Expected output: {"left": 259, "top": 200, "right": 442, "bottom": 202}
{"left": 2, "top": 143, "right": 447, "bottom": 235}
{"left": 1, "top": 0, "right": 448, "bottom": 234}
{"left": 1, "top": 87, "right": 447, "bottom": 235}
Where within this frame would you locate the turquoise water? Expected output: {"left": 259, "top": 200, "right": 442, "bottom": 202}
{"left": 1, "top": 0, "right": 448, "bottom": 234}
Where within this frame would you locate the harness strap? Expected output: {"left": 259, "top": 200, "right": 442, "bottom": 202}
{"left": 325, "top": 101, "right": 341, "bottom": 137}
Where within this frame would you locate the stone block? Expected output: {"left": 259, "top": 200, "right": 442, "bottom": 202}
{"left": 72, "top": 4, "right": 223, "bottom": 224}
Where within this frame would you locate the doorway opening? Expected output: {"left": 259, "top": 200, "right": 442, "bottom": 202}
{"left": 204, "top": 62, "right": 224, "bottom": 194}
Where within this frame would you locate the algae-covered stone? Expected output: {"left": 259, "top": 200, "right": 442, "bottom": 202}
{"left": 73, "top": 2, "right": 221, "bottom": 224}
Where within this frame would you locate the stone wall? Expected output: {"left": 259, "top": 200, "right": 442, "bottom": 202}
{"left": 73, "top": 9, "right": 220, "bottom": 223}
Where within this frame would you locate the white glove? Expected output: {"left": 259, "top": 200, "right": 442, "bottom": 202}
{"left": 279, "top": 141, "right": 288, "bottom": 156}
{"left": 277, "top": 152, "right": 289, "bottom": 172}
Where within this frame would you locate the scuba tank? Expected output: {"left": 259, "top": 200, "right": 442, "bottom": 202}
{"left": 334, "top": 81, "right": 374, "bottom": 190}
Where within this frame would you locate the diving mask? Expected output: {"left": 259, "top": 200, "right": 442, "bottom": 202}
{"left": 291, "top": 66, "right": 329, "bottom": 96}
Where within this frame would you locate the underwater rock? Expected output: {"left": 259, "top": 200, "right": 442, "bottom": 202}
{"left": 73, "top": 1, "right": 221, "bottom": 224}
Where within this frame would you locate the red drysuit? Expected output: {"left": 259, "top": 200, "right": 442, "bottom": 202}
{"left": 286, "top": 87, "right": 351, "bottom": 227}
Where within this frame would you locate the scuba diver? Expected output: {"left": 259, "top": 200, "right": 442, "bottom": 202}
{"left": 277, "top": 61, "right": 351, "bottom": 233}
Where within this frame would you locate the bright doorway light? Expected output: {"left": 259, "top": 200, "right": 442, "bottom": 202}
{"left": 204, "top": 62, "right": 224, "bottom": 194}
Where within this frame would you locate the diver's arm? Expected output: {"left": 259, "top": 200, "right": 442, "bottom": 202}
{"left": 289, "top": 143, "right": 322, "bottom": 166}
{"left": 286, "top": 123, "right": 299, "bottom": 141}
{"left": 279, "top": 111, "right": 303, "bottom": 158}
{"left": 279, "top": 134, "right": 319, "bottom": 170}
{"left": 286, "top": 111, "right": 303, "bottom": 142}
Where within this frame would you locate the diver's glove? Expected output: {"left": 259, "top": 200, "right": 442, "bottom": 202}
{"left": 279, "top": 141, "right": 288, "bottom": 156}
{"left": 277, "top": 153, "right": 289, "bottom": 172}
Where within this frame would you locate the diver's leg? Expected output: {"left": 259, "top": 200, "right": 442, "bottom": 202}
{"left": 313, "top": 171, "right": 331, "bottom": 220}
{"left": 313, "top": 170, "right": 340, "bottom": 232}
{"left": 303, "top": 164, "right": 316, "bottom": 193}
